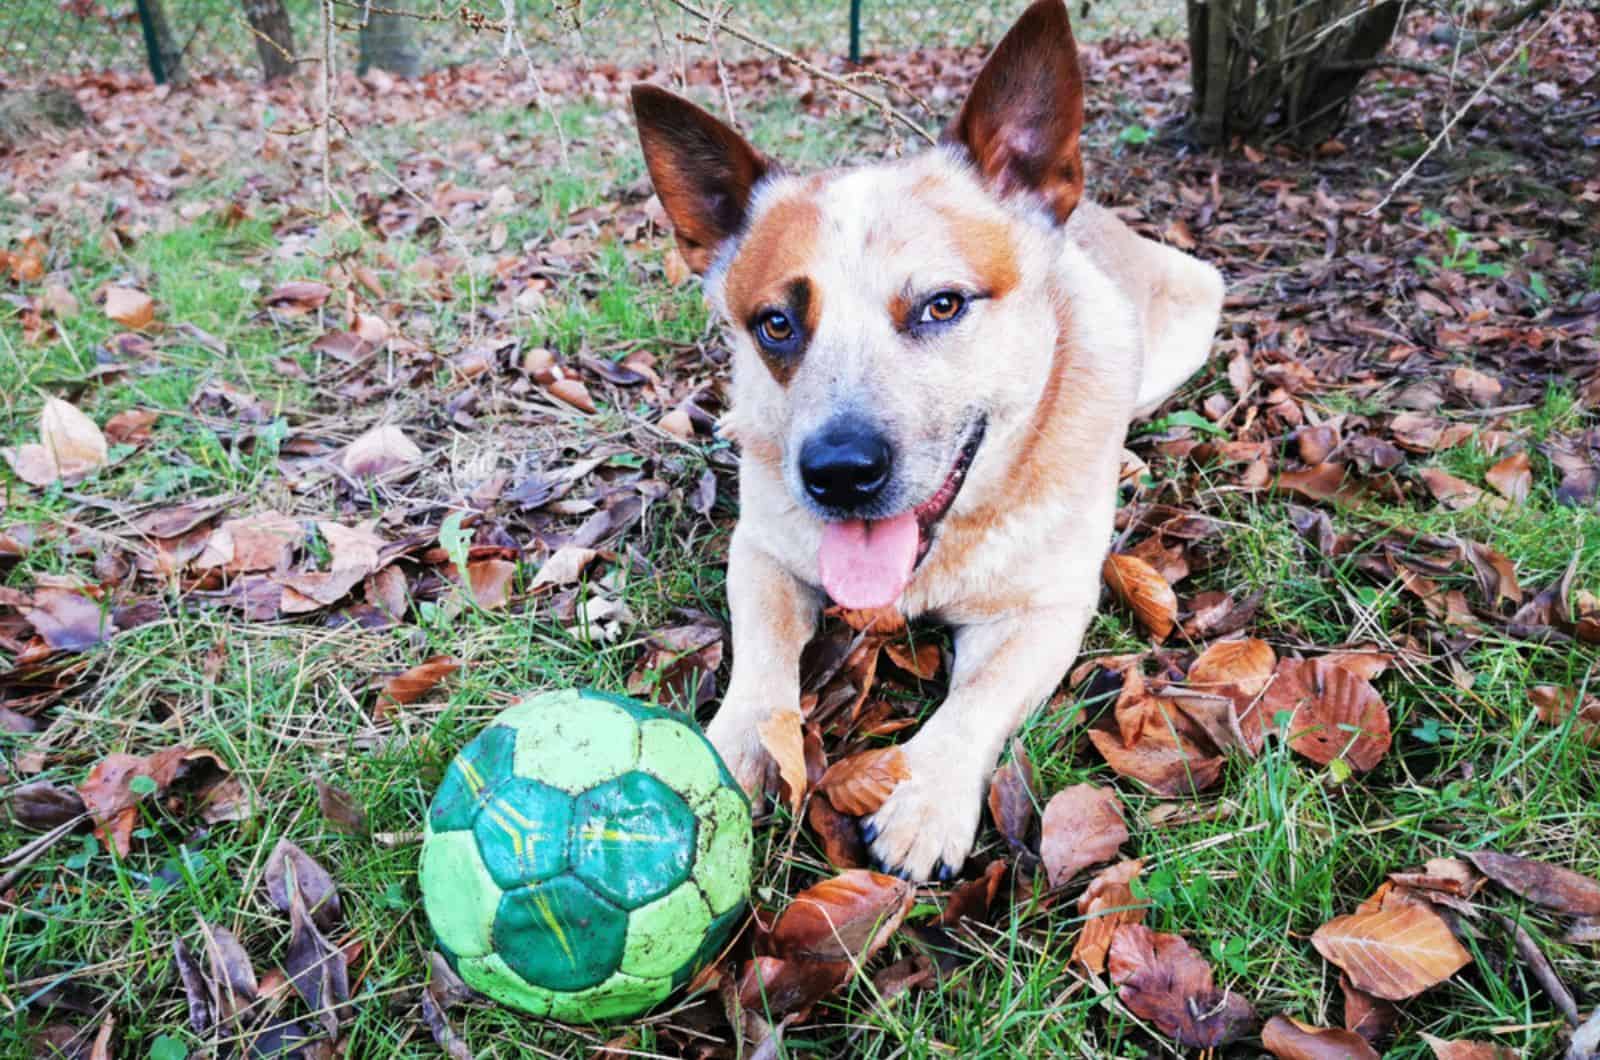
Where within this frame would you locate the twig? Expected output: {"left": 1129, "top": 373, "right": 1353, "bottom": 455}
{"left": 658, "top": 0, "right": 935, "bottom": 144}
{"left": 1367, "top": 8, "right": 1559, "bottom": 215}
{"left": 498, "top": 0, "right": 569, "bottom": 166}
{"left": 1322, "top": 55, "right": 1536, "bottom": 113}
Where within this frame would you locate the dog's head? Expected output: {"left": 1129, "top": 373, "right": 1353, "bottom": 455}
{"left": 634, "top": 0, "right": 1090, "bottom": 606}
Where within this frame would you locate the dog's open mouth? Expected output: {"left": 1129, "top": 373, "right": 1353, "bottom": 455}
{"left": 817, "top": 416, "right": 987, "bottom": 610}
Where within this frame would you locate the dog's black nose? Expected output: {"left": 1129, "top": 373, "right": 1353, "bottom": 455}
{"left": 799, "top": 418, "right": 893, "bottom": 509}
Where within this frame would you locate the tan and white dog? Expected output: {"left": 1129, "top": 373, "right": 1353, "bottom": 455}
{"left": 632, "top": 0, "right": 1224, "bottom": 880}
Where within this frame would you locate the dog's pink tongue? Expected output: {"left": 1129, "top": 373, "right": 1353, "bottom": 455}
{"left": 818, "top": 514, "right": 918, "bottom": 609}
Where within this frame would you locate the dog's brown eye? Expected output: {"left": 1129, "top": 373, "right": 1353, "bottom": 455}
{"left": 922, "top": 292, "right": 966, "bottom": 324}
{"left": 757, "top": 312, "right": 794, "bottom": 345}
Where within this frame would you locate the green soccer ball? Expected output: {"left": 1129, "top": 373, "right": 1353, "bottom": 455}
{"left": 420, "top": 688, "right": 752, "bottom": 1022}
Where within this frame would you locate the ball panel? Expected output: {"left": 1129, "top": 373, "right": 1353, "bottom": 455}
{"left": 619, "top": 880, "right": 711, "bottom": 980}
{"left": 636, "top": 718, "right": 724, "bottom": 807}
{"left": 681, "top": 900, "right": 746, "bottom": 988}
{"left": 472, "top": 775, "right": 573, "bottom": 889}
{"left": 571, "top": 771, "right": 696, "bottom": 909}
{"left": 494, "top": 874, "right": 628, "bottom": 992}
{"left": 511, "top": 693, "right": 640, "bottom": 794}
{"left": 692, "top": 786, "right": 754, "bottom": 916}
{"left": 456, "top": 953, "right": 552, "bottom": 1017}
{"left": 429, "top": 724, "right": 517, "bottom": 833}
{"left": 545, "top": 970, "right": 672, "bottom": 1024}
{"left": 419, "top": 829, "right": 500, "bottom": 958}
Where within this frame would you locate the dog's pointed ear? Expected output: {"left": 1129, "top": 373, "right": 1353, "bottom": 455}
{"left": 942, "top": 0, "right": 1085, "bottom": 224}
{"left": 631, "top": 85, "right": 773, "bottom": 275}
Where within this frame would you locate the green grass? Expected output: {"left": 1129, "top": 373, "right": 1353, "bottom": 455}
{"left": 3, "top": 53, "right": 1599, "bottom": 1060}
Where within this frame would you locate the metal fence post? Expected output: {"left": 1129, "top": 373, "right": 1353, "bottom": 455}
{"left": 849, "top": 0, "right": 863, "bottom": 63}
{"left": 134, "top": 0, "right": 167, "bottom": 84}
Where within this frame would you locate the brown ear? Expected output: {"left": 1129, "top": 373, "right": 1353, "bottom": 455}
{"left": 631, "top": 85, "right": 772, "bottom": 275}
{"left": 942, "top": 0, "right": 1085, "bottom": 224}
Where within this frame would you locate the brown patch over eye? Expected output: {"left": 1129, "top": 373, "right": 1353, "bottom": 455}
{"left": 944, "top": 211, "right": 1020, "bottom": 302}
{"left": 725, "top": 194, "right": 822, "bottom": 325}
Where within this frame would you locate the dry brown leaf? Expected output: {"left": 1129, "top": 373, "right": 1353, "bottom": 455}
{"left": 1264, "top": 658, "right": 1391, "bottom": 771}
{"left": 1340, "top": 971, "right": 1398, "bottom": 1044}
{"left": 658, "top": 407, "right": 694, "bottom": 439}
{"left": 1103, "top": 552, "right": 1177, "bottom": 641}
{"left": 104, "top": 285, "right": 155, "bottom": 329}
{"left": 1420, "top": 467, "right": 1501, "bottom": 511}
{"left": 1072, "top": 858, "right": 1146, "bottom": 974}
{"left": 758, "top": 707, "right": 806, "bottom": 814}
{"left": 1276, "top": 463, "right": 1362, "bottom": 505}
{"left": 884, "top": 640, "right": 940, "bottom": 680}
{"left": 264, "top": 281, "right": 332, "bottom": 314}
{"left": 807, "top": 797, "right": 868, "bottom": 869}
{"left": 1108, "top": 924, "right": 1257, "bottom": 1047}
{"left": 1262, "top": 1015, "right": 1380, "bottom": 1059}
{"left": 662, "top": 246, "right": 692, "bottom": 286}
{"left": 77, "top": 746, "right": 231, "bottom": 856}
{"left": 548, "top": 377, "right": 596, "bottom": 413}
{"left": 1529, "top": 685, "right": 1600, "bottom": 746}
{"left": 530, "top": 545, "right": 597, "bottom": 590}
{"left": 379, "top": 656, "right": 460, "bottom": 706}
{"left": 1189, "top": 637, "right": 1276, "bottom": 695}
{"left": 817, "top": 747, "right": 910, "bottom": 816}
{"left": 1419, "top": 1034, "right": 1520, "bottom": 1059}
{"left": 986, "top": 747, "right": 1037, "bottom": 856}
{"left": 2, "top": 397, "right": 110, "bottom": 487}
{"left": 1462, "top": 850, "right": 1600, "bottom": 916}
{"left": 195, "top": 513, "right": 302, "bottom": 574}
{"left": 103, "top": 408, "right": 158, "bottom": 446}
{"left": 1311, "top": 903, "right": 1471, "bottom": 1000}
{"left": 1485, "top": 451, "right": 1532, "bottom": 503}
{"left": 465, "top": 558, "right": 516, "bottom": 611}
{"left": 318, "top": 521, "right": 385, "bottom": 576}
{"left": 341, "top": 425, "right": 422, "bottom": 478}
{"left": 770, "top": 869, "right": 913, "bottom": 964}
{"left": 1039, "top": 783, "right": 1128, "bottom": 888}
{"left": 1087, "top": 721, "right": 1224, "bottom": 796}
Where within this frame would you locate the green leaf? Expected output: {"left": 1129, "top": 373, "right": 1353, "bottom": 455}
{"left": 439, "top": 511, "right": 472, "bottom": 583}
{"left": 150, "top": 1034, "right": 189, "bottom": 1060}
{"left": 129, "top": 774, "right": 159, "bottom": 796}
{"left": 1142, "top": 409, "right": 1226, "bottom": 438}
{"left": 1118, "top": 124, "right": 1152, "bottom": 145}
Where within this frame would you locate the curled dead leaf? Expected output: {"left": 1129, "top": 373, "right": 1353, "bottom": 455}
{"left": 1108, "top": 924, "right": 1257, "bottom": 1047}
{"left": 3, "top": 397, "right": 110, "bottom": 487}
{"left": 1462, "top": 850, "right": 1600, "bottom": 917}
{"left": 548, "top": 377, "right": 596, "bottom": 413}
{"left": 104, "top": 285, "right": 155, "bottom": 329}
{"left": 817, "top": 746, "right": 910, "bottom": 816}
{"left": 986, "top": 746, "right": 1038, "bottom": 857}
{"left": 1419, "top": 1034, "right": 1520, "bottom": 1059}
{"left": 1103, "top": 552, "right": 1177, "bottom": 641}
{"left": 771, "top": 869, "right": 913, "bottom": 964}
{"left": 379, "top": 656, "right": 460, "bottom": 706}
{"left": 1072, "top": 858, "right": 1146, "bottom": 974}
{"left": 1261, "top": 1014, "right": 1380, "bottom": 1059}
{"left": 1485, "top": 451, "right": 1532, "bottom": 503}
{"left": 757, "top": 708, "right": 806, "bottom": 814}
{"left": 341, "top": 424, "right": 422, "bottom": 478}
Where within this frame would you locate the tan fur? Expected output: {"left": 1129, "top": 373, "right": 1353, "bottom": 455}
{"left": 634, "top": 0, "right": 1224, "bottom": 880}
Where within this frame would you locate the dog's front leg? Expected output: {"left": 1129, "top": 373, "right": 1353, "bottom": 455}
{"left": 706, "top": 528, "right": 821, "bottom": 799}
{"left": 863, "top": 603, "right": 1093, "bottom": 881}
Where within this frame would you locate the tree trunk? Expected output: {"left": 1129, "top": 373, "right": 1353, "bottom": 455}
{"left": 1185, "top": 0, "right": 1402, "bottom": 145}
{"left": 242, "top": 0, "right": 296, "bottom": 81}
{"left": 358, "top": 3, "right": 423, "bottom": 78}
{"left": 136, "top": 0, "right": 188, "bottom": 85}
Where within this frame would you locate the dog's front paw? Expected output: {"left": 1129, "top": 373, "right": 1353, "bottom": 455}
{"left": 705, "top": 709, "right": 775, "bottom": 802}
{"left": 861, "top": 753, "right": 984, "bottom": 882}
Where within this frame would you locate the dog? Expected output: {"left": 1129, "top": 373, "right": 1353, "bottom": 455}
{"left": 631, "top": 0, "right": 1224, "bottom": 881}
